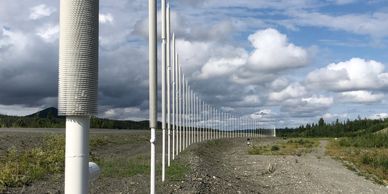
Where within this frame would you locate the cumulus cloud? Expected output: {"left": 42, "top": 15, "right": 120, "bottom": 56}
{"left": 29, "top": 4, "right": 56, "bottom": 20}
{"left": 306, "top": 58, "right": 388, "bottom": 91}
{"left": 268, "top": 83, "right": 307, "bottom": 102}
{"left": 199, "top": 51, "right": 247, "bottom": 79}
{"left": 282, "top": 95, "right": 334, "bottom": 117}
{"left": 196, "top": 28, "right": 309, "bottom": 84}
{"left": 247, "top": 28, "right": 309, "bottom": 72}
{"left": 339, "top": 90, "right": 384, "bottom": 103}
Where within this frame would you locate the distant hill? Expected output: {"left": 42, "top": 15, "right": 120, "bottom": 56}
{"left": 0, "top": 107, "right": 160, "bottom": 129}
{"left": 27, "top": 107, "right": 62, "bottom": 119}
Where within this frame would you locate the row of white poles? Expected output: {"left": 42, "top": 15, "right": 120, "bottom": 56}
{"left": 150, "top": 0, "right": 273, "bottom": 193}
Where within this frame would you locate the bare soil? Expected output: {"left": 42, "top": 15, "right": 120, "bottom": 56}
{"left": 1, "top": 129, "right": 387, "bottom": 193}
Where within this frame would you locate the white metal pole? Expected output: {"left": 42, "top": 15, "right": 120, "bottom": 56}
{"left": 148, "top": 0, "right": 157, "bottom": 192}
{"left": 186, "top": 82, "right": 189, "bottom": 148}
{"left": 274, "top": 127, "right": 276, "bottom": 137}
{"left": 197, "top": 97, "right": 199, "bottom": 142}
{"left": 65, "top": 117, "right": 89, "bottom": 194}
{"left": 166, "top": 4, "right": 171, "bottom": 167}
{"left": 189, "top": 87, "right": 192, "bottom": 146}
{"left": 161, "top": 0, "right": 166, "bottom": 182}
{"left": 59, "top": 0, "right": 99, "bottom": 193}
{"left": 171, "top": 34, "right": 175, "bottom": 159}
{"left": 202, "top": 101, "right": 205, "bottom": 141}
{"left": 178, "top": 58, "right": 182, "bottom": 153}
{"left": 182, "top": 75, "right": 186, "bottom": 150}
{"left": 183, "top": 81, "right": 186, "bottom": 149}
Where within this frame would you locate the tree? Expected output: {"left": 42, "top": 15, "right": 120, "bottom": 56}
{"left": 318, "top": 118, "right": 325, "bottom": 127}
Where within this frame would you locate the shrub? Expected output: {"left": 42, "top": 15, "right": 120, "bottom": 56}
{"left": 271, "top": 145, "right": 280, "bottom": 151}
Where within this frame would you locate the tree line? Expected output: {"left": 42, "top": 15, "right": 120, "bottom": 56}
{"left": 277, "top": 117, "right": 388, "bottom": 137}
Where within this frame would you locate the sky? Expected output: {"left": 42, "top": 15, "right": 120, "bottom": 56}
{"left": 0, "top": 0, "right": 388, "bottom": 128}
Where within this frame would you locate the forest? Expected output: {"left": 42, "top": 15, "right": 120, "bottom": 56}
{"left": 277, "top": 117, "right": 388, "bottom": 137}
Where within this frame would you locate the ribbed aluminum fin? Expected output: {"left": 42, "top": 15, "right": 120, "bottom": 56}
{"left": 58, "top": 0, "right": 99, "bottom": 116}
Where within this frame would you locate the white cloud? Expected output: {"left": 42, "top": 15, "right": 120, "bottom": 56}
{"left": 99, "top": 13, "right": 114, "bottom": 24}
{"left": 288, "top": 10, "right": 388, "bottom": 38}
{"left": 282, "top": 95, "right": 334, "bottom": 117}
{"left": 0, "top": 104, "right": 43, "bottom": 116}
{"left": 332, "top": 0, "right": 357, "bottom": 5}
{"left": 196, "top": 28, "right": 309, "bottom": 85}
{"left": 240, "top": 95, "right": 261, "bottom": 106}
{"left": 199, "top": 51, "right": 247, "bottom": 79}
{"left": 100, "top": 106, "right": 145, "bottom": 121}
{"left": 36, "top": 24, "right": 59, "bottom": 43}
{"left": 269, "top": 83, "right": 307, "bottom": 102}
{"left": 270, "top": 77, "right": 289, "bottom": 91}
{"left": 29, "top": 4, "right": 56, "bottom": 20}
{"left": 368, "top": 113, "right": 388, "bottom": 120}
{"left": 0, "top": 28, "right": 28, "bottom": 52}
{"left": 247, "top": 28, "right": 309, "bottom": 72}
{"left": 306, "top": 58, "right": 388, "bottom": 91}
{"left": 339, "top": 90, "right": 384, "bottom": 103}
{"left": 301, "top": 96, "right": 333, "bottom": 107}
{"left": 322, "top": 113, "right": 348, "bottom": 120}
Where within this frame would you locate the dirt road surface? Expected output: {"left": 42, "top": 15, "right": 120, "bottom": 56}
{"left": 1, "top": 129, "right": 387, "bottom": 193}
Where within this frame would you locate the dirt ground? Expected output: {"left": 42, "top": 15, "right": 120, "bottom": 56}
{"left": 1, "top": 129, "right": 387, "bottom": 194}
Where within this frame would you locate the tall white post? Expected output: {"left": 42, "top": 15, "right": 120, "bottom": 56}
{"left": 183, "top": 79, "right": 185, "bottom": 149}
{"left": 64, "top": 117, "right": 89, "bottom": 194}
{"left": 166, "top": 4, "right": 171, "bottom": 167}
{"left": 189, "top": 92, "right": 192, "bottom": 145}
{"left": 172, "top": 34, "right": 176, "bottom": 159}
{"left": 274, "top": 127, "right": 276, "bottom": 137}
{"left": 161, "top": 0, "right": 166, "bottom": 182}
{"left": 178, "top": 59, "right": 182, "bottom": 153}
{"left": 59, "top": 0, "right": 99, "bottom": 193}
{"left": 148, "top": 0, "right": 157, "bottom": 192}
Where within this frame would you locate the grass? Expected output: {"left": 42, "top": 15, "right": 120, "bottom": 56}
{"left": 0, "top": 135, "right": 65, "bottom": 188}
{"left": 327, "top": 136, "right": 388, "bottom": 185}
{"left": 166, "top": 161, "right": 189, "bottom": 181}
{"left": 338, "top": 133, "right": 388, "bottom": 148}
{"left": 0, "top": 133, "right": 130, "bottom": 189}
{"left": 248, "top": 138, "right": 319, "bottom": 156}
{"left": 0, "top": 132, "right": 189, "bottom": 191}
{"left": 98, "top": 155, "right": 150, "bottom": 177}
{"left": 99, "top": 154, "right": 189, "bottom": 181}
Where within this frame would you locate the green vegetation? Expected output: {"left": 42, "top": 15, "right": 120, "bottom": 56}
{"left": 0, "top": 132, "right": 189, "bottom": 191}
{"left": 0, "top": 135, "right": 65, "bottom": 187}
{"left": 338, "top": 133, "right": 388, "bottom": 148}
{"left": 327, "top": 135, "right": 388, "bottom": 185}
{"left": 98, "top": 154, "right": 189, "bottom": 181}
{"left": 249, "top": 138, "right": 318, "bottom": 156}
{"left": 166, "top": 161, "right": 189, "bottom": 181}
{"left": 0, "top": 134, "right": 120, "bottom": 189}
{"left": 99, "top": 155, "right": 150, "bottom": 177}
{"left": 0, "top": 107, "right": 160, "bottom": 129}
{"left": 278, "top": 117, "right": 388, "bottom": 138}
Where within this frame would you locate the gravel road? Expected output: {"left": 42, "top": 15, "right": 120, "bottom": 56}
{"left": 163, "top": 137, "right": 388, "bottom": 194}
